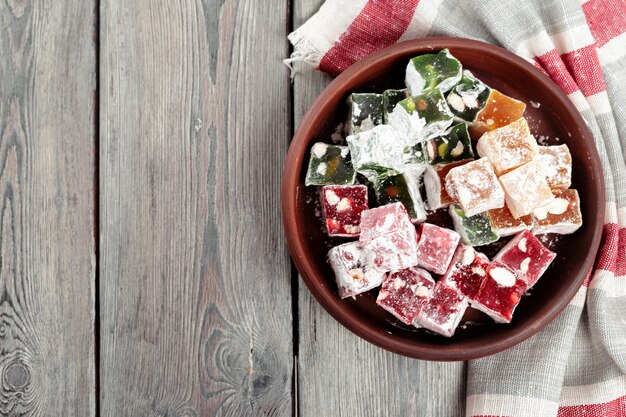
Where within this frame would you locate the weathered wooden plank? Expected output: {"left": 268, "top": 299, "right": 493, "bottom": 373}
{"left": 0, "top": 1, "right": 96, "bottom": 416}
{"left": 100, "top": 1, "right": 293, "bottom": 416}
{"left": 292, "top": 1, "right": 467, "bottom": 416}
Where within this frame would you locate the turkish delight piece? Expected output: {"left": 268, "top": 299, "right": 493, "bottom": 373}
{"left": 415, "top": 223, "right": 461, "bottom": 274}
{"left": 400, "top": 90, "right": 455, "bottom": 141}
{"left": 376, "top": 267, "right": 435, "bottom": 325}
{"left": 405, "top": 49, "right": 463, "bottom": 95}
{"left": 347, "top": 125, "right": 407, "bottom": 179}
{"left": 532, "top": 189, "right": 582, "bottom": 234}
{"left": 472, "top": 262, "right": 527, "bottom": 323}
{"left": 320, "top": 185, "right": 369, "bottom": 237}
{"left": 445, "top": 157, "right": 505, "bottom": 217}
{"left": 441, "top": 244, "right": 490, "bottom": 300}
{"left": 403, "top": 142, "right": 427, "bottom": 165}
{"left": 488, "top": 206, "right": 533, "bottom": 237}
{"left": 386, "top": 98, "right": 427, "bottom": 143}
{"left": 499, "top": 159, "right": 554, "bottom": 219}
{"left": 305, "top": 143, "right": 356, "bottom": 186}
{"left": 476, "top": 117, "right": 539, "bottom": 175}
{"left": 449, "top": 205, "right": 499, "bottom": 246}
{"left": 470, "top": 89, "right": 526, "bottom": 138}
{"left": 537, "top": 145, "right": 572, "bottom": 189}
{"left": 372, "top": 168, "right": 427, "bottom": 224}
{"left": 359, "top": 202, "right": 419, "bottom": 271}
{"left": 423, "top": 123, "right": 474, "bottom": 164}
{"left": 383, "top": 89, "right": 409, "bottom": 122}
{"left": 346, "top": 93, "right": 383, "bottom": 135}
{"left": 446, "top": 70, "right": 491, "bottom": 123}
{"left": 328, "top": 241, "right": 386, "bottom": 299}
{"left": 494, "top": 230, "right": 556, "bottom": 288}
{"left": 414, "top": 282, "right": 468, "bottom": 337}
{"left": 423, "top": 159, "right": 472, "bottom": 210}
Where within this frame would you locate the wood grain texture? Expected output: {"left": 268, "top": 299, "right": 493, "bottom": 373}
{"left": 0, "top": 1, "right": 96, "bottom": 416}
{"left": 292, "top": 1, "right": 467, "bottom": 416}
{"left": 100, "top": 0, "right": 293, "bottom": 416}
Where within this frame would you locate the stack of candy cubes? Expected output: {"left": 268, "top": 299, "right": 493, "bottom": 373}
{"left": 305, "top": 49, "right": 582, "bottom": 337}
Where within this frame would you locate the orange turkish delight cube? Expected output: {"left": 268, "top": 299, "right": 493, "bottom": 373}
{"left": 476, "top": 117, "right": 539, "bottom": 175}
{"left": 470, "top": 89, "right": 526, "bottom": 139}
{"left": 488, "top": 206, "right": 533, "bottom": 237}
{"left": 532, "top": 189, "right": 582, "bottom": 235}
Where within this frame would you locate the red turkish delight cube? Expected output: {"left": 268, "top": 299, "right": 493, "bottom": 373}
{"left": 415, "top": 223, "right": 461, "bottom": 275}
{"left": 376, "top": 267, "right": 435, "bottom": 325}
{"left": 414, "top": 282, "right": 468, "bottom": 337}
{"left": 472, "top": 262, "right": 527, "bottom": 323}
{"left": 321, "top": 185, "right": 369, "bottom": 237}
{"left": 441, "top": 244, "right": 489, "bottom": 300}
{"left": 359, "top": 203, "right": 419, "bottom": 271}
{"left": 328, "top": 241, "right": 386, "bottom": 299}
{"left": 494, "top": 230, "right": 556, "bottom": 288}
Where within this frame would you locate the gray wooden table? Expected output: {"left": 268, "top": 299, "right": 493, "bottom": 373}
{"left": 0, "top": 0, "right": 465, "bottom": 415}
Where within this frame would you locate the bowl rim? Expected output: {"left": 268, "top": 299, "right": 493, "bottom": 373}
{"left": 281, "top": 37, "right": 605, "bottom": 361}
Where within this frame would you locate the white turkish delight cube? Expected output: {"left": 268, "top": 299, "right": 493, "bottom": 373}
{"left": 328, "top": 241, "right": 386, "bottom": 299}
{"left": 537, "top": 144, "right": 572, "bottom": 189}
{"left": 476, "top": 117, "right": 539, "bottom": 176}
{"left": 445, "top": 157, "right": 505, "bottom": 217}
{"left": 499, "top": 159, "right": 554, "bottom": 219}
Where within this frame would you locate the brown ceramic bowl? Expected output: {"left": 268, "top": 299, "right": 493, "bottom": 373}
{"left": 282, "top": 37, "right": 604, "bottom": 361}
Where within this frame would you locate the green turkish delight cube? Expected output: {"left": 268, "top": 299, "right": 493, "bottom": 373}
{"left": 405, "top": 49, "right": 462, "bottom": 95}
{"left": 305, "top": 142, "right": 356, "bottom": 186}
{"left": 449, "top": 205, "right": 498, "bottom": 246}
{"left": 403, "top": 142, "right": 426, "bottom": 165}
{"left": 446, "top": 71, "right": 491, "bottom": 123}
{"left": 347, "top": 93, "right": 384, "bottom": 134}
{"left": 386, "top": 99, "right": 426, "bottom": 145}
{"left": 347, "top": 125, "right": 406, "bottom": 179}
{"left": 400, "top": 90, "right": 454, "bottom": 141}
{"left": 423, "top": 123, "right": 474, "bottom": 164}
{"left": 383, "top": 89, "right": 409, "bottom": 123}
{"left": 372, "top": 167, "right": 427, "bottom": 224}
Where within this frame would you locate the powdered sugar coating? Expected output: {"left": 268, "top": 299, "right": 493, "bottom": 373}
{"left": 445, "top": 157, "right": 505, "bottom": 216}
{"left": 359, "top": 203, "right": 419, "bottom": 271}
{"left": 328, "top": 241, "right": 386, "bottom": 299}
{"left": 476, "top": 118, "right": 539, "bottom": 176}
{"left": 499, "top": 159, "right": 554, "bottom": 219}
{"left": 376, "top": 267, "right": 435, "bottom": 325}
{"left": 424, "top": 159, "right": 472, "bottom": 210}
{"left": 414, "top": 282, "right": 468, "bottom": 337}
{"left": 415, "top": 223, "right": 461, "bottom": 274}
{"left": 537, "top": 144, "right": 572, "bottom": 189}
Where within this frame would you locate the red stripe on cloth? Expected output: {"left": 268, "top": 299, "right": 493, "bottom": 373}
{"left": 534, "top": 50, "right": 580, "bottom": 95}
{"left": 318, "top": 0, "right": 420, "bottom": 74}
{"left": 595, "top": 223, "right": 626, "bottom": 276}
{"left": 560, "top": 45, "right": 607, "bottom": 97}
{"left": 533, "top": 58, "right": 550, "bottom": 77}
{"left": 557, "top": 394, "right": 626, "bottom": 417}
{"left": 583, "top": 0, "right": 626, "bottom": 47}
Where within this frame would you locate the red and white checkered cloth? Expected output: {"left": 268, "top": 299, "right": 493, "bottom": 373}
{"left": 286, "top": 1, "right": 626, "bottom": 416}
